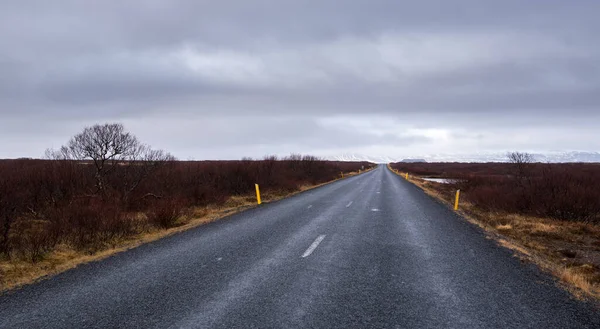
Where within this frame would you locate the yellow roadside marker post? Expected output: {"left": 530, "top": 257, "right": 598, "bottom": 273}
{"left": 341, "top": 172, "right": 344, "bottom": 178}
{"left": 405, "top": 173, "right": 409, "bottom": 180}
{"left": 454, "top": 190, "right": 461, "bottom": 211}
{"left": 255, "top": 184, "right": 262, "bottom": 205}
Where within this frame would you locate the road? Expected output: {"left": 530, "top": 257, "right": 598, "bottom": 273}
{"left": 1, "top": 165, "right": 599, "bottom": 328}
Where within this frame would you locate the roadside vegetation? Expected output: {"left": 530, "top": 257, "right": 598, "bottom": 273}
{"left": 390, "top": 153, "right": 600, "bottom": 300}
{"left": 0, "top": 123, "right": 373, "bottom": 291}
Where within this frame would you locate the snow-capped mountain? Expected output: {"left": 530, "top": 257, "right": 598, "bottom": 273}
{"left": 324, "top": 153, "right": 400, "bottom": 163}
{"left": 537, "top": 151, "right": 600, "bottom": 163}
{"left": 326, "top": 151, "right": 600, "bottom": 163}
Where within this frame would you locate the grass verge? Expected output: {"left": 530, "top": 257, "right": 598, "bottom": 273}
{"left": 387, "top": 164, "right": 600, "bottom": 301}
{"left": 0, "top": 169, "right": 370, "bottom": 293}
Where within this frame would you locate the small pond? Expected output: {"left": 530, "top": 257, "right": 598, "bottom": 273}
{"left": 422, "top": 178, "right": 460, "bottom": 184}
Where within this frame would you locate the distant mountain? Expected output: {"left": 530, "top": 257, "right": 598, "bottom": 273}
{"left": 324, "top": 153, "right": 398, "bottom": 164}
{"left": 326, "top": 151, "right": 600, "bottom": 163}
{"left": 427, "top": 151, "right": 600, "bottom": 163}
{"left": 536, "top": 151, "right": 600, "bottom": 163}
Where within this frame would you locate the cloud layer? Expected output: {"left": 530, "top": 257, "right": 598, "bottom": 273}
{"left": 1, "top": 0, "right": 599, "bottom": 159}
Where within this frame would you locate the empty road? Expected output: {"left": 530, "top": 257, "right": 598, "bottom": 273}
{"left": 1, "top": 165, "right": 599, "bottom": 328}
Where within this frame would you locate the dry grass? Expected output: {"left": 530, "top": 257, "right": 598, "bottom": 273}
{"left": 496, "top": 224, "right": 513, "bottom": 231}
{"left": 387, "top": 164, "right": 600, "bottom": 300}
{"left": 498, "top": 239, "right": 533, "bottom": 257}
{"left": 0, "top": 169, "right": 371, "bottom": 292}
{"left": 560, "top": 266, "right": 595, "bottom": 298}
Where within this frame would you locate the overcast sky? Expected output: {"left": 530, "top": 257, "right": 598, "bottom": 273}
{"left": 1, "top": 0, "right": 599, "bottom": 160}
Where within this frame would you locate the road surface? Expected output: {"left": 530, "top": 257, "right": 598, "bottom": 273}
{"left": 1, "top": 165, "right": 599, "bottom": 328}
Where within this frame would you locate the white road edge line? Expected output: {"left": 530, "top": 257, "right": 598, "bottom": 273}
{"left": 346, "top": 201, "right": 353, "bottom": 207}
{"left": 302, "top": 235, "right": 326, "bottom": 258}
{"left": 308, "top": 205, "right": 313, "bottom": 209}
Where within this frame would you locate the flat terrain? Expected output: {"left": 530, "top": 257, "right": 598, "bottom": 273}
{"left": 0, "top": 165, "right": 599, "bottom": 328}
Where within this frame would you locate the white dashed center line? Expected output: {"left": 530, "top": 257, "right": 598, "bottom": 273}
{"left": 346, "top": 201, "right": 353, "bottom": 207}
{"left": 307, "top": 205, "right": 313, "bottom": 209}
{"left": 302, "top": 235, "right": 326, "bottom": 258}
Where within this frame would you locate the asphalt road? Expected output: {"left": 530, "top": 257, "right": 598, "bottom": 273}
{"left": 1, "top": 165, "right": 599, "bottom": 328}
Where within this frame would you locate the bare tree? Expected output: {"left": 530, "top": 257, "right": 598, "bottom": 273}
{"left": 286, "top": 154, "right": 302, "bottom": 161}
{"left": 285, "top": 153, "right": 303, "bottom": 170}
{"left": 508, "top": 151, "right": 534, "bottom": 164}
{"left": 507, "top": 152, "right": 534, "bottom": 181}
{"left": 47, "top": 123, "right": 174, "bottom": 198}
{"left": 507, "top": 152, "right": 535, "bottom": 212}
{"left": 261, "top": 155, "right": 278, "bottom": 184}
{"left": 118, "top": 147, "right": 175, "bottom": 202}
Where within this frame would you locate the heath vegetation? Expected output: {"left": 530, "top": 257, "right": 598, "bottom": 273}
{"left": 0, "top": 123, "right": 372, "bottom": 290}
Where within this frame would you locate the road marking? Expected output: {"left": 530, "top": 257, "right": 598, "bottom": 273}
{"left": 307, "top": 205, "right": 313, "bottom": 209}
{"left": 346, "top": 201, "right": 353, "bottom": 207}
{"left": 302, "top": 235, "right": 326, "bottom": 258}
{"left": 371, "top": 208, "right": 380, "bottom": 212}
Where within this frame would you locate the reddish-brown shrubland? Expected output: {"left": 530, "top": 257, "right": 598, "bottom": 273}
{"left": 390, "top": 162, "right": 600, "bottom": 223}
{"left": 0, "top": 157, "right": 372, "bottom": 262}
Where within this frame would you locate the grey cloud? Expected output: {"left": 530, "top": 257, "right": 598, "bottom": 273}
{"left": 39, "top": 64, "right": 217, "bottom": 105}
{"left": 3, "top": 1, "right": 597, "bottom": 51}
{"left": 0, "top": 0, "right": 599, "bottom": 158}
{"left": 127, "top": 116, "right": 431, "bottom": 156}
{"left": 22, "top": 51, "right": 600, "bottom": 119}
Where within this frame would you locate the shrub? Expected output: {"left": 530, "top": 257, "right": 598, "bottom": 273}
{"left": 146, "top": 198, "right": 187, "bottom": 229}
{"left": 391, "top": 162, "right": 600, "bottom": 223}
{"left": 10, "top": 219, "right": 54, "bottom": 262}
{"left": 0, "top": 156, "right": 373, "bottom": 260}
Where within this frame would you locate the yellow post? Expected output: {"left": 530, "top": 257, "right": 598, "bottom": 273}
{"left": 255, "top": 184, "right": 262, "bottom": 205}
{"left": 341, "top": 172, "right": 344, "bottom": 178}
{"left": 454, "top": 190, "right": 461, "bottom": 211}
{"left": 405, "top": 173, "right": 409, "bottom": 180}
{"left": 359, "top": 169, "right": 361, "bottom": 174}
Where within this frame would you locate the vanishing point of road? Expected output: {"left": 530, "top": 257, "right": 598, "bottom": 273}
{"left": 1, "top": 165, "right": 599, "bottom": 328}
